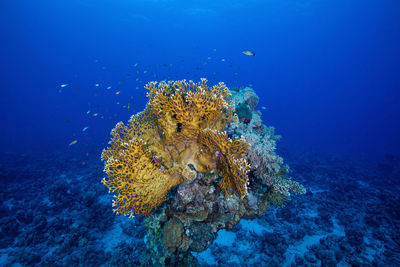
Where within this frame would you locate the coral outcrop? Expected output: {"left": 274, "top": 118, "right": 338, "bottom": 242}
{"left": 102, "top": 79, "right": 250, "bottom": 217}
{"left": 101, "top": 80, "right": 306, "bottom": 265}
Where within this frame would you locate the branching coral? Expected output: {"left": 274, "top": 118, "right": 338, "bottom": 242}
{"left": 240, "top": 121, "right": 306, "bottom": 197}
{"left": 264, "top": 166, "right": 306, "bottom": 196}
{"left": 101, "top": 79, "right": 249, "bottom": 217}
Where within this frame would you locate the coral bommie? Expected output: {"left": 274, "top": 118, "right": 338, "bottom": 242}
{"left": 101, "top": 79, "right": 250, "bottom": 217}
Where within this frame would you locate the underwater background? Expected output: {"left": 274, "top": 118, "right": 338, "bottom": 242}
{"left": 1, "top": 0, "right": 399, "bottom": 266}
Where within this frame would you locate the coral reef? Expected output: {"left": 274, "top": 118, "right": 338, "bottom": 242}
{"left": 101, "top": 79, "right": 250, "bottom": 217}
{"left": 101, "top": 81, "right": 306, "bottom": 265}
{"left": 1, "top": 143, "right": 399, "bottom": 266}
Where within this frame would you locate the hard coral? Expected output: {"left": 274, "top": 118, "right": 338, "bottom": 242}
{"left": 101, "top": 79, "right": 249, "bottom": 217}
{"left": 146, "top": 78, "right": 236, "bottom": 141}
{"left": 198, "top": 128, "right": 250, "bottom": 198}
{"left": 102, "top": 138, "right": 179, "bottom": 217}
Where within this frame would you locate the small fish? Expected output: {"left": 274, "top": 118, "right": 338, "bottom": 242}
{"left": 261, "top": 106, "right": 266, "bottom": 110}
{"left": 95, "top": 83, "right": 100, "bottom": 87}
{"left": 221, "top": 58, "right": 226, "bottom": 62}
{"left": 69, "top": 140, "right": 78, "bottom": 146}
{"left": 106, "top": 86, "right": 111, "bottom": 90}
{"left": 215, "top": 151, "right": 222, "bottom": 157}
{"left": 60, "top": 84, "right": 69, "bottom": 88}
{"left": 213, "top": 48, "right": 217, "bottom": 52}
{"left": 87, "top": 110, "right": 91, "bottom": 114}
{"left": 242, "top": 50, "right": 255, "bottom": 56}
{"left": 143, "top": 70, "right": 148, "bottom": 74}
{"left": 82, "top": 126, "right": 89, "bottom": 132}
{"left": 93, "top": 113, "right": 98, "bottom": 116}
{"left": 116, "top": 91, "right": 120, "bottom": 95}
{"left": 134, "top": 63, "right": 138, "bottom": 67}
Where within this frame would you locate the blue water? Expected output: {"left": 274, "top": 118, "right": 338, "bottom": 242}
{"left": 1, "top": 0, "right": 399, "bottom": 266}
{"left": 1, "top": 0, "right": 399, "bottom": 157}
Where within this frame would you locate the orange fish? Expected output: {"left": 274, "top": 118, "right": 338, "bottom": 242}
{"left": 116, "top": 91, "right": 121, "bottom": 95}
{"left": 69, "top": 140, "right": 78, "bottom": 146}
{"left": 242, "top": 50, "right": 255, "bottom": 56}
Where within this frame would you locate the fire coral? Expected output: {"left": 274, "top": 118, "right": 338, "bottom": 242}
{"left": 101, "top": 79, "right": 250, "bottom": 217}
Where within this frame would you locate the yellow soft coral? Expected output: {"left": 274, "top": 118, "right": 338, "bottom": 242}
{"left": 101, "top": 79, "right": 250, "bottom": 217}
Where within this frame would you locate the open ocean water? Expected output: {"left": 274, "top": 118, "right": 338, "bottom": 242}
{"left": 0, "top": 0, "right": 399, "bottom": 266}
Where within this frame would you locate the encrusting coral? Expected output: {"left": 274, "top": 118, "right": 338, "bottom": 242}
{"left": 101, "top": 79, "right": 250, "bottom": 217}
